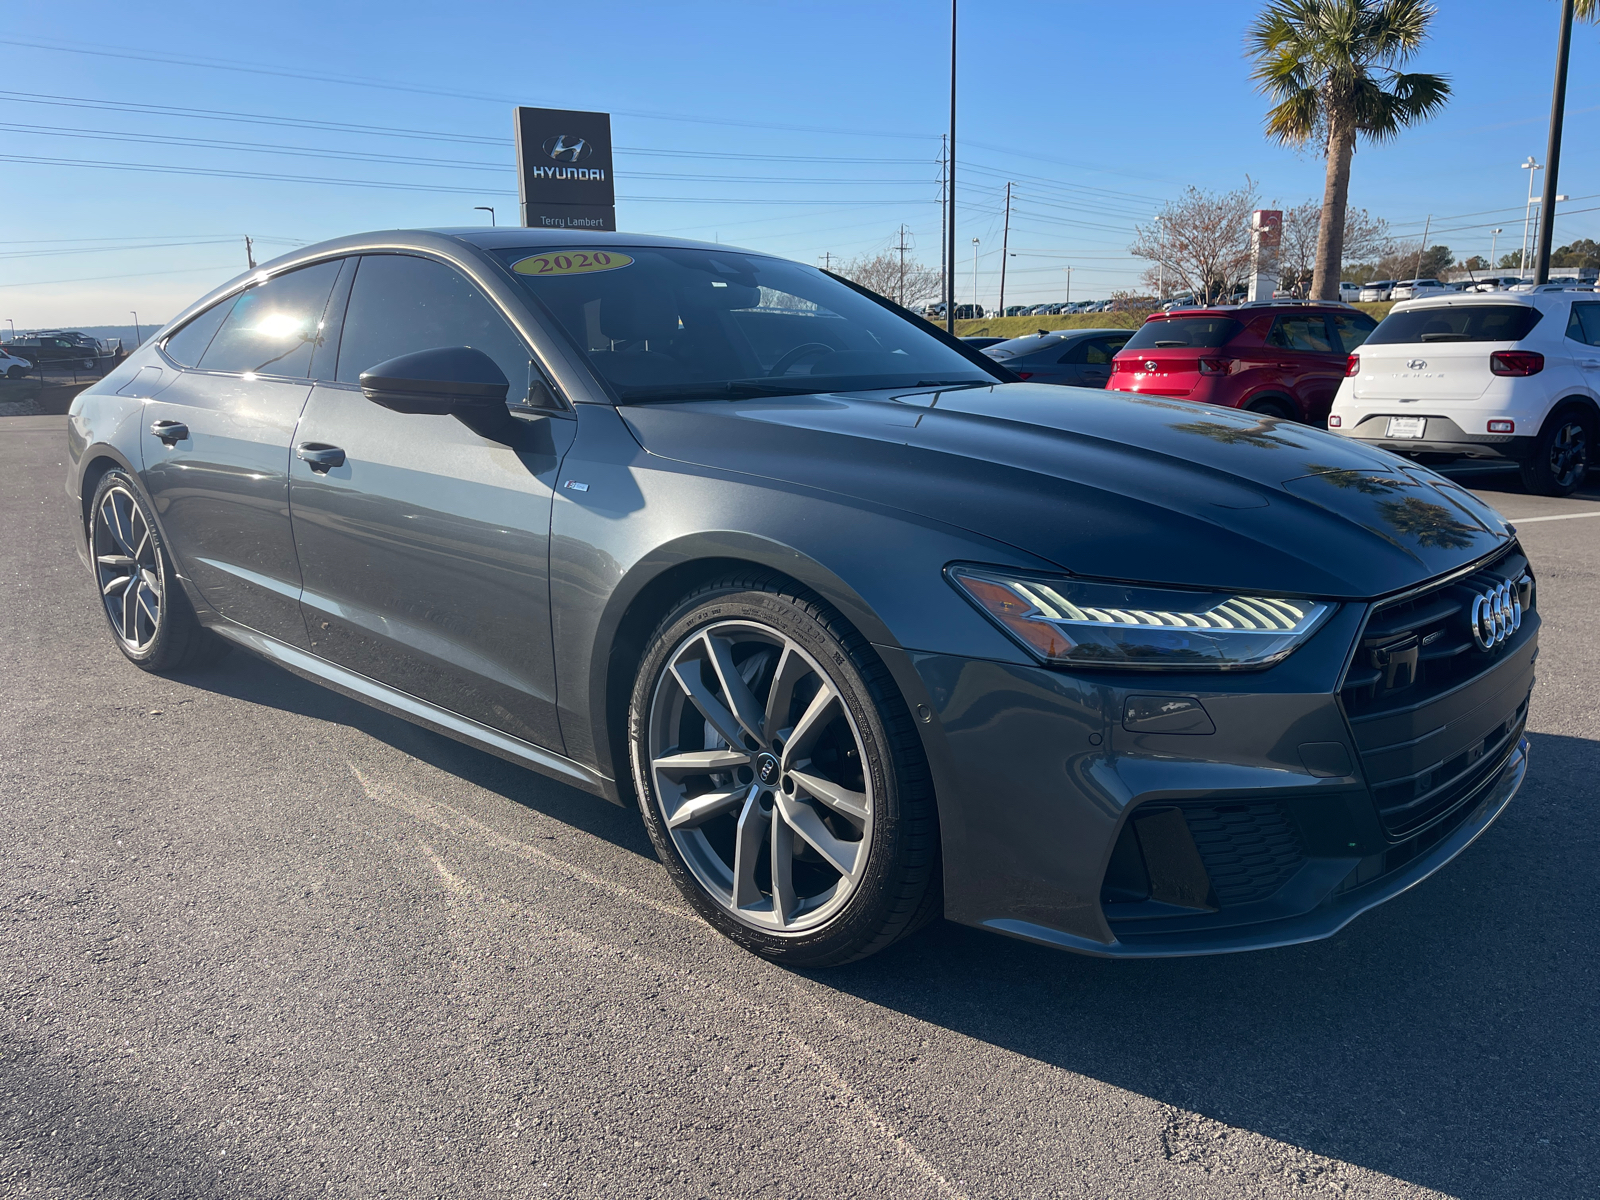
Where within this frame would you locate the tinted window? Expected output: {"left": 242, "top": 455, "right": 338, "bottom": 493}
{"left": 336, "top": 255, "right": 532, "bottom": 394}
{"left": 199, "top": 260, "right": 342, "bottom": 376}
{"left": 162, "top": 300, "right": 232, "bottom": 367}
{"left": 987, "top": 334, "right": 1064, "bottom": 362}
{"left": 1123, "top": 317, "right": 1240, "bottom": 350}
{"left": 1267, "top": 315, "right": 1336, "bottom": 353}
{"left": 1060, "top": 336, "right": 1127, "bottom": 365}
{"left": 1331, "top": 312, "right": 1377, "bottom": 354}
{"left": 495, "top": 245, "right": 993, "bottom": 400}
{"left": 1566, "top": 302, "right": 1600, "bottom": 347}
{"left": 1366, "top": 305, "right": 1543, "bottom": 345}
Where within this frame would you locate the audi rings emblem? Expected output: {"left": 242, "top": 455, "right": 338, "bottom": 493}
{"left": 1469, "top": 578, "right": 1522, "bottom": 652}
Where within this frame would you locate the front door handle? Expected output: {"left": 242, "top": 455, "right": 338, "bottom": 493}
{"left": 296, "top": 442, "right": 346, "bottom": 473}
{"left": 150, "top": 419, "right": 188, "bottom": 444}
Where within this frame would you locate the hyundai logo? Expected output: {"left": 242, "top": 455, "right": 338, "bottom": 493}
{"left": 1469, "top": 577, "right": 1523, "bottom": 652}
{"left": 1406, "top": 358, "right": 1428, "bottom": 371}
{"left": 1143, "top": 360, "right": 1158, "bottom": 372}
{"left": 543, "top": 135, "right": 593, "bottom": 163}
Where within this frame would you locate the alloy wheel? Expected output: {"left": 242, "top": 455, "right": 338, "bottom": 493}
{"left": 645, "top": 621, "right": 873, "bottom": 933}
{"left": 1548, "top": 420, "right": 1588, "bottom": 489}
{"left": 94, "top": 485, "right": 162, "bottom": 652}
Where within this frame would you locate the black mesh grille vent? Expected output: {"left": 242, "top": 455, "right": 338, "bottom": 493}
{"left": 1179, "top": 802, "right": 1306, "bottom": 907}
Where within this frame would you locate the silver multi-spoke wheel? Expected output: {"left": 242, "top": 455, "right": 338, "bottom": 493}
{"left": 646, "top": 621, "right": 873, "bottom": 933}
{"left": 94, "top": 484, "right": 163, "bottom": 652}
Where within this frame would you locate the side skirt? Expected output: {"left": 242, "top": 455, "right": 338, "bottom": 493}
{"left": 210, "top": 622, "right": 622, "bottom": 804}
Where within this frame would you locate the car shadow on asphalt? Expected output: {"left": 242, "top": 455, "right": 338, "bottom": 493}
{"left": 817, "top": 728, "right": 1599, "bottom": 1198}
{"left": 173, "top": 648, "right": 657, "bottom": 861}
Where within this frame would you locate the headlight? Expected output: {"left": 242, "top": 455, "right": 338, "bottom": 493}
{"left": 948, "top": 566, "right": 1334, "bottom": 671}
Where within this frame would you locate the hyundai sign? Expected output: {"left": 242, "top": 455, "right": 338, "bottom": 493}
{"left": 514, "top": 106, "right": 616, "bottom": 231}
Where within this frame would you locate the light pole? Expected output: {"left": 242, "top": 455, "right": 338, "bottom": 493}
{"left": 945, "top": 0, "right": 958, "bottom": 334}
{"left": 970, "top": 237, "right": 980, "bottom": 317}
{"left": 1520, "top": 157, "right": 1542, "bottom": 273}
{"left": 1155, "top": 215, "right": 1166, "bottom": 301}
{"left": 474, "top": 206, "right": 496, "bottom": 226}
{"left": 5, "top": 318, "right": 13, "bottom": 340}
{"left": 1064, "top": 266, "right": 1072, "bottom": 305}
{"left": 130, "top": 312, "right": 141, "bottom": 345}
{"left": 1489, "top": 228, "right": 1503, "bottom": 272}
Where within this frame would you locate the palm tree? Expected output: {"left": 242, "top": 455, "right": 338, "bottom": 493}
{"left": 1248, "top": 1, "right": 1451, "bottom": 300}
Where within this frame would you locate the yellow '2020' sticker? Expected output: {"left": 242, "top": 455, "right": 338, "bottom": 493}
{"left": 512, "top": 251, "right": 634, "bottom": 277}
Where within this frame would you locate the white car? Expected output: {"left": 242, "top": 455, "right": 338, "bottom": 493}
{"left": 1340, "top": 281, "right": 1363, "bottom": 302}
{"left": 1389, "top": 278, "right": 1449, "bottom": 302}
{"left": 1359, "top": 280, "right": 1397, "bottom": 302}
{"left": 0, "top": 348, "right": 33, "bottom": 379}
{"left": 1330, "top": 286, "right": 1600, "bottom": 495}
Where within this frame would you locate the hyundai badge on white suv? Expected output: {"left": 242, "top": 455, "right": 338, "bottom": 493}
{"left": 1330, "top": 286, "right": 1599, "bottom": 496}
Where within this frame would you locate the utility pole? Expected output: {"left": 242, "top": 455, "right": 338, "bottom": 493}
{"left": 998, "top": 182, "right": 1012, "bottom": 317}
{"left": 820, "top": 251, "right": 833, "bottom": 273}
{"left": 1412, "top": 214, "right": 1432, "bottom": 281}
{"left": 1156, "top": 215, "right": 1165, "bottom": 301}
{"left": 938, "top": 134, "right": 948, "bottom": 311}
{"left": 1535, "top": 0, "right": 1576, "bottom": 284}
{"left": 244, "top": 236, "right": 255, "bottom": 270}
{"left": 945, "top": 0, "right": 957, "bottom": 334}
{"left": 897, "top": 224, "right": 910, "bottom": 307}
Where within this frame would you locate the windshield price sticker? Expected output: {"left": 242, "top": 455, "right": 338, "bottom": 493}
{"left": 513, "top": 251, "right": 633, "bottom": 277}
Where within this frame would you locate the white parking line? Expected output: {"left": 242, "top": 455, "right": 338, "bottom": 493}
{"left": 1507, "top": 511, "right": 1600, "bottom": 524}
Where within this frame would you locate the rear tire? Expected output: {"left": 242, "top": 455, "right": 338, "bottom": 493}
{"left": 89, "top": 469, "right": 228, "bottom": 672}
{"left": 1245, "top": 397, "right": 1294, "bottom": 421}
{"left": 1518, "top": 407, "right": 1592, "bottom": 497}
{"left": 629, "top": 573, "right": 940, "bottom": 967}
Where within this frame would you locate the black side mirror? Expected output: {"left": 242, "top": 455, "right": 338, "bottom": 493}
{"left": 359, "top": 346, "right": 510, "bottom": 414}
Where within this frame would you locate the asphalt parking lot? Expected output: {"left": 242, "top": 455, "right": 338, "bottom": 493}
{"left": 3, "top": 414, "right": 1596, "bottom": 1199}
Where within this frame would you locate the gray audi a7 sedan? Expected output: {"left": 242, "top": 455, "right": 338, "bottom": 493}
{"left": 66, "top": 229, "right": 1537, "bottom": 966}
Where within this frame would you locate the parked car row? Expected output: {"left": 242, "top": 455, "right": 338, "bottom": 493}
{"left": 1, "top": 329, "right": 121, "bottom": 370}
{"left": 1355, "top": 278, "right": 1529, "bottom": 303}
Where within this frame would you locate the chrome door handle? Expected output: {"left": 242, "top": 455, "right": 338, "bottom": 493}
{"left": 295, "top": 442, "right": 346, "bottom": 473}
{"left": 150, "top": 419, "right": 188, "bottom": 444}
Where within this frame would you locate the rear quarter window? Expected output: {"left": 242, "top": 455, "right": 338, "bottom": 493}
{"left": 1366, "top": 305, "right": 1543, "bottom": 345}
{"left": 1122, "top": 317, "right": 1241, "bottom": 350}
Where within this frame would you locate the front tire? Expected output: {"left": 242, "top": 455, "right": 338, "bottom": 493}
{"left": 1519, "top": 407, "right": 1592, "bottom": 497}
{"left": 89, "top": 470, "right": 226, "bottom": 671}
{"left": 629, "top": 575, "right": 939, "bottom": 966}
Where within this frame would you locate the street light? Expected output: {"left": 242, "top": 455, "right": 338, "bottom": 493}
{"left": 5, "top": 318, "right": 13, "bottom": 340}
{"left": 474, "top": 206, "right": 496, "bottom": 226}
{"left": 1489, "top": 228, "right": 1503, "bottom": 272}
{"left": 1064, "top": 266, "right": 1072, "bottom": 305}
{"left": 966, "top": 236, "right": 979, "bottom": 315}
{"left": 1155, "top": 215, "right": 1166, "bottom": 301}
{"left": 1520, "top": 157, "right": 1542, "bottom": 272}
{"left": 130, "top": 311, "right": 141, "bottom": 346}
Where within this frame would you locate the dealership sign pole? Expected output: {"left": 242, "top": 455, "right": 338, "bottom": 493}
{"left": 514, "top": 107, "right": 617, "bottom": 231}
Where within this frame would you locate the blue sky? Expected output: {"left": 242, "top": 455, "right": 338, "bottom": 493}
{"left": 2, "top": 0, "right": 1596, "bottom": 328}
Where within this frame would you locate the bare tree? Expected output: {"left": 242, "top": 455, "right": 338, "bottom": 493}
{"left": 1130, "top": 182, "right": 1259, "bottom": 305}
{"left": 1279, "top": 200, "right": 1391, "bottom": 294}
{"left": 835, "top": 249, "right": 941, "bottom": 310}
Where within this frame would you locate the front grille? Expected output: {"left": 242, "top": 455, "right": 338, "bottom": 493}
{"left": 1342, "top": 546, "right": 1537, "bottom": 840}
{"left": 1178, "top": 801, "right": 1305, "bottom": 906}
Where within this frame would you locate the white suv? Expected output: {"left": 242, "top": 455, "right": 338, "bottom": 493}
{"left": 1330, "top": 286, "right": 1600, "bottom": 496}
{"left": 1388, "top": 278, "right": 1450, "bottom": 301}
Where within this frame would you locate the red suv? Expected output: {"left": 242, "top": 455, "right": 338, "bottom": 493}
{"left": 1107, "top": 302, "right": 1377, "bottom": 424}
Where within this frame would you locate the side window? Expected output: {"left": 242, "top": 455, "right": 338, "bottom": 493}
{"left": 1268, "top": 315, "right": 1336, "bottom": 353}
{"left": 162, "top": 299, "right": 232, "bottom": 367}
{"left": 1331, "top": 312, "right": 1377, "bottom": 354}
{"left": 1566, "top": 302, "right": 1600, "bottom": 347}
{"left": 198, "top": 260, "right": 343, "bottom": 377}
{"left": 336, "top": 255, "right": 533, "bottom": 397}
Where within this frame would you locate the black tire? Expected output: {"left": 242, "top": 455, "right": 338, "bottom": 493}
{"left": 1245, "top": 397, "right": 1295, "bottom": 421}
{"left": 1519, "top": 407, "right": 1592, "bottom": 497}
{"left": 88, "top": 469, "right": 228, "bottom": 672}
{"left": 629, "top": 573, "right": 940, "bottom": 966}
{"left": 5, "top": 366, "right": 23, "bottom": 380}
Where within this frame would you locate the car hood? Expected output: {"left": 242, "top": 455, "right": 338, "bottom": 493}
{"left": 619, "top": 383, "right": 1512, "bottom": 598}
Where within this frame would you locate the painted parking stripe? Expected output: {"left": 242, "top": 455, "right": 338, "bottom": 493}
{"left": 1507, "top": 511, "right": 1600, "bottom": 524}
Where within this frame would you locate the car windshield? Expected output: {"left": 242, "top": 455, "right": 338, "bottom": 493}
{"left": 1366, "top": 305, "right": 1543, "bottom": 344}
{"left": 494, "top": 245, "right": 997, "bottom": 401}
{"left": 1122, "top": 317, "right": 1241, "bottom": 350}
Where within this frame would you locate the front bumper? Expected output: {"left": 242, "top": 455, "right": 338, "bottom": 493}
{"left": 882, "top": 575, "right": 1536, "bottom": 958}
